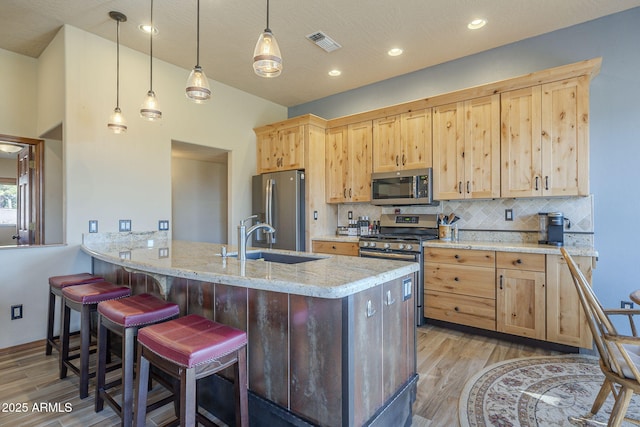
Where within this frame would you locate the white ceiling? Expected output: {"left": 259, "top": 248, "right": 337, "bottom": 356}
{"left": 2, "top": 0, "right": 640, "bottom": 107}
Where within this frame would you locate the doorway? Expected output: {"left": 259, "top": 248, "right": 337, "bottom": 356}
{"left": 171, "top": 141, "right": 229, "bottom": 244}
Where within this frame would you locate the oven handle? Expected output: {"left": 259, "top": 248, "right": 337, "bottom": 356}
{"left": 359, "top": 250, "right": 419, "bottom": 261}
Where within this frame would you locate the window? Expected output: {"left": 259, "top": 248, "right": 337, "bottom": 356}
{"left": 0, "top": 178, "right": 17, "bottom": 225}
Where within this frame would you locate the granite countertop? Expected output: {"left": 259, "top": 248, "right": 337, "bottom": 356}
{"left": 423, "top": 239, "right": 598, "bottom": 257}
{"left": 81, "top": 237, "right": 417, "bottom": 299}
{"left": 312, "top": 235, "right": 360, "bottom": 242}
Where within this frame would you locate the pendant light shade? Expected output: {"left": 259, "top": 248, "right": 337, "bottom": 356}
{"left": 253, "top": 0, "right": 282, "bottom": 78}
{"left": 107, "top": 11, "right": 127, "bottom": 134}
{"left": 186, "top": 0, "right": 211, "bottom": 103}
{"left": 140, "top": 0, "right": 162, "bottom": 120}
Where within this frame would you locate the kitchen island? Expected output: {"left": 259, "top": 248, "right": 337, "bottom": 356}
{"left": 82, "top": 233, "right": 419, "bottom": 427}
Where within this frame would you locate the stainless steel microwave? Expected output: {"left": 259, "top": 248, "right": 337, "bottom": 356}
{"left": 371, "top": 168, "right": 436, "bottom": 205}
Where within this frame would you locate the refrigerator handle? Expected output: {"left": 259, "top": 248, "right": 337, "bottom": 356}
{"left": 265, "top": 179, "right": 275, "bottom": 244}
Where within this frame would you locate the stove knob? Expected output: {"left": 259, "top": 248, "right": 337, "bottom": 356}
{"left": 406, "top": 244, "right": 413, "bottom": 250}
{"left": 370, "top": 242, "right": 376, "bottom": 248}
{"left": 398, "top": 244, "right": 405, "bottom": 250}
{"left": 383, "top": 243, "right": 391, "bottom": 249}
{"left": 362, "top": 241, "right": 369, "bottom": 247}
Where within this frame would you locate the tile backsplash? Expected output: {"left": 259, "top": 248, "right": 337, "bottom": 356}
{"left": 337, "top": 195, "right": 594, "bottom": 245}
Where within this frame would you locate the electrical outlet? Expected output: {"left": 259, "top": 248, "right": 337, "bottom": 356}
{"left": 402, "top": 277, "right": 412, "bottom": 301}
{"left": 348, "top": 211, "right": 353, "bottom": 220}
{"left": 313, "top": 210, "right": 318, "bottom": 220}
{"left": 505, "top": 209, "right": 514, "bottom": 221}
{"left": 11, "top": 304, "right": 23, "bottom": 320}
{"left": 621, "top": 300, "right": 634, "bottom": 309}
{"left": 158, "top": 220, "right": 169, "bottom": 231}
{"left": 88, "top": 220, "right": 98, "bottom": 233}
{"left": 119, "top": 219, "right": 132, "bottom": 232}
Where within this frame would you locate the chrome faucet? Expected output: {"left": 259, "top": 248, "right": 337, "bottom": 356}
{"left": 237, "top": 215, "right": 275, "bottom": 261}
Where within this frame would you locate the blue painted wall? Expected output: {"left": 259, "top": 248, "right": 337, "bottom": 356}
{"left": 290, "top": 8, "right": 640, "bottom": 311}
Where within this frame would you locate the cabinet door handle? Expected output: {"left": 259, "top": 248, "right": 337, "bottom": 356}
{"left": 396, "top": 155, "right": 399, "bottom": 166}
{"left": 516, "top": 259, "right": 522, "bottom": 264}
{"left": 385, "top": 290, "right": 396, "bottom": 306}
{"left": 343, "top": 188, "right": 347, "bottom": 198}
{"left": 466, "top": 181, "right": 470, "bottom": 194}
{"left": 402, "top": 154, "right": 406, "bottom": 166}
{"left": 499, "top": 274, "right": 504, "bottom": 290}
{"left": 349, "top": 188, "right": 352, "bottom": 198}
{"left": 545, "top": 176, "right": 549, "bottom": 190}
{"left": 332, "top": 245, "right": 336, "bottom": 250}
{"left": 458, "top": 181, "right": 463, "bottom": 194}
{"left": 454, "top": 254, "right": 460, "bottom": 259}
{"left": 535, "top": 176, "right": 539, "bottom": 191}
{"left": 366, "top": 300, "right": 377, "bottom": 317}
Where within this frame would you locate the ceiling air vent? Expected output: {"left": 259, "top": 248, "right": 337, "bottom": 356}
{"left": 306, "top": 31, "right": 342, "bottom": 53}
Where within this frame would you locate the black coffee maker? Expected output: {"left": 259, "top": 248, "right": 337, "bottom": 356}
{"left": 538, "top": 212, "right": 565, "bottom": 246}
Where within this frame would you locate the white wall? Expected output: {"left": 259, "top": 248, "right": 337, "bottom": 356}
{"left": 0, "top": 25, "right": 287, "bottom": 349}
{"left": 172, "top": 156, "right": 228, "bottom": 243}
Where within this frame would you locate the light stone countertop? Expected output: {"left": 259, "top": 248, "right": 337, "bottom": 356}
{"left": 311, "top": 235, "right": 360, "bottom": 242}
{"left": 81, "top": 238, "right": 418, "bottom": 299}
{"left": 423, "top": 239, "right": 598, "bottom": 257}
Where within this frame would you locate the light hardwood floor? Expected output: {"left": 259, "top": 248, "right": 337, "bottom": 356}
{"left": 0, "top": 324, "right": 561, "bottom": 426}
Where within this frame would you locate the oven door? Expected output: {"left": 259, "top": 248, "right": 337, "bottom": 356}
{"left": 359, "top": 248, "right": 419, "bottom": 262}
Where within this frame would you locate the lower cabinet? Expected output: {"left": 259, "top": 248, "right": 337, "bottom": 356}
{"left": 424, "top": 247, "right": 595, "bottom": 348}
{"left": 312, "top": 240, "right": 359, "bottom": 256}
{"left": 496, "top": 252, "right": 546, "bottom": 340}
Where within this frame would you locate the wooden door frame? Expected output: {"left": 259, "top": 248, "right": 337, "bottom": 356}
{"left": 0, "top": 133, "right": 44, "bottom": 245}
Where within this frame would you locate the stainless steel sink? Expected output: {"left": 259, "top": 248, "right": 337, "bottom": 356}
{"left": 227, "top": 251, "right": 325, "bottom": 264}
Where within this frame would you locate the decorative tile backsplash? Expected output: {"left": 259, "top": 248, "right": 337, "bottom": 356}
{"left": 337, "top": 195, "right": 594, "bottom": 246}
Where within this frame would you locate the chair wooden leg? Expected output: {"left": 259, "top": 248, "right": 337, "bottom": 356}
{"left": 590, "top": 379, "right": 612, "bottom": 415}
{"left": 181, "top": 367, "right": 197, "bottom": 427}
{"left": 235, "top": 346, "right": 249, "bottom": 427}
{"left": 95, "top": 317, "right": 108, "bottom": 412}
{"left": 609, "top": 386, "right": 634, "bottom": 427}
{"left": 79, "top": 305, "right": 91, "bottom": 399}
{"left": 59, "top": 303, "right": 71, "bottom": 379}
{"left": 45, "top": 291, "right": 56, "bottom": 355}
{"left": 133, "top": 345, "right": 150, "bottom": 427}
{"left": 121, "top": 327, "right": 136, "bottom": 427}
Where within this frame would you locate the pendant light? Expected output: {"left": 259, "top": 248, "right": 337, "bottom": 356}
{"left": 253, "top": 0, "right": 282, "bottom": 78}
{"left": 140, "top": 0, "right": 162, "bottom": 120}
{"left": 185, "top": 0, "right": 211, "bottom": 103}
{"left": 107, "top": 11, "right": 127, "bottom": 134}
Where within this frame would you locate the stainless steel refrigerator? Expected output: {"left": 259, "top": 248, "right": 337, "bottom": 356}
{"left": 251, "top": 170, "right": 305, "bottom": 251}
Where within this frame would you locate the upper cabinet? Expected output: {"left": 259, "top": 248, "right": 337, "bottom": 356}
{"left": 433, "top": 95, "right": 500, "bottom": 200}
{"left": 372, "top": 109, "right": 432, "bottom": 173}
{"left": 255, "top": 125, "right": 304, "bottom": 173}
{"left": 501, "top": 76, "right": 590, "bottom": 197}
{"left": 326, "top": 121, "right": 373, "bottom": 203}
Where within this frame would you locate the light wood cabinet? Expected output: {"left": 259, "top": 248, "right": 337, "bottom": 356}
{"left": 372, "top": 109, "right": 432, "bottom": 173}
{"left": 501, "top": 77, "right": 589, "bottom": 197}
{"left": 312, "top": 240, "right": 359, "bottom": 257}
{"left": 256, "top": 125, "right": 304, "bottom": 173}
{"left": 496, "top": 252, "right": 546, "bottom": 340}
{"left": 546, "top": 254, "right": 593, "bottom": 348}
{"left": 424, "top": 248, "right": 496, "bottom": 330}
{"left": 432, "top": 95, "right": 500, "bottom": 200}
{"left": 325, "top": 121, "right": 372, "bottom": 203}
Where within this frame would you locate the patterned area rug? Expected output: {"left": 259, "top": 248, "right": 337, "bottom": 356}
{"left": 459, "top": 354, "right": 640, "bottom": 426}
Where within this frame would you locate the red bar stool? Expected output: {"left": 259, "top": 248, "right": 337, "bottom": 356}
{"left": 95, "top": 293, "right": 180, "bottom": 427}
{"left": 133, "top": 314, "right": 249, "bottom": 427}
{"left": 46, "top": 273, "right": 104, "bottom": 356}
{"left": 60, "top": 280, "right": 131, "bottom": 399}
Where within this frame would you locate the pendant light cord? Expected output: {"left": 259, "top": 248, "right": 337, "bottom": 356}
{"left": 149, "top": 0, "right": 154, "bottom": 91}
{"left": 196, "top": 0, "right": 200, "bottom": 67}
{"left": 266, "top": 0, "right": 270, "bottom": 31}
{"left": 116, "top": 18, "right": 121, "bottom": 108}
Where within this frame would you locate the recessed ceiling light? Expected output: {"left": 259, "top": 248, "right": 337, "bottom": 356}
{"left": 328, "top": 69, "right": 341, "bottom": 77}
{"left": 138, "top": 24, "right": 159, "bottom": 35}
{"left": 388, "top": 48, "right": 403, "bottom": 57}
{"left": 467, "top": 19, "right": 487, "bottom": 30}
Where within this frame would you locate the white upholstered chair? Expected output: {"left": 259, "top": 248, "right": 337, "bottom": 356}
{"left": 561, "top": 247, "right": 640, "bottom": 426}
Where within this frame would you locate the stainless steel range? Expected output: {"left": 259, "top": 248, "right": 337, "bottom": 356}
{"left": 359, "top": 213, "right": 438, "bottom": 326}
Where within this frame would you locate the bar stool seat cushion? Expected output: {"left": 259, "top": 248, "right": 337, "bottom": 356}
{"left": 62, "top": 281, "right": 130, "bottom": 305}
{"left": 138, "top": 314, "right": 247, "bottom": 368}
{"left": 98, "top": 293, "right": 179, "bottom": 327}
{"left": 49, "top": 273, "right": 103, "bottom": 290}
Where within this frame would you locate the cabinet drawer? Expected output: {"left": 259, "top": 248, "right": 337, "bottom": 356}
{"left": 424, "top": 263, "right": 495, "bottom": 299}
{"left": 425, "top": 290, "right": 496, "bottom": 330}
{"left": 496, "top": 252, "right": 545, "bottom": 271}
{"left": 312, "top": 240, "right": 359, "bottom": 257}
{"left": 425, "top": 247, "right": 495, "bottom": 267}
